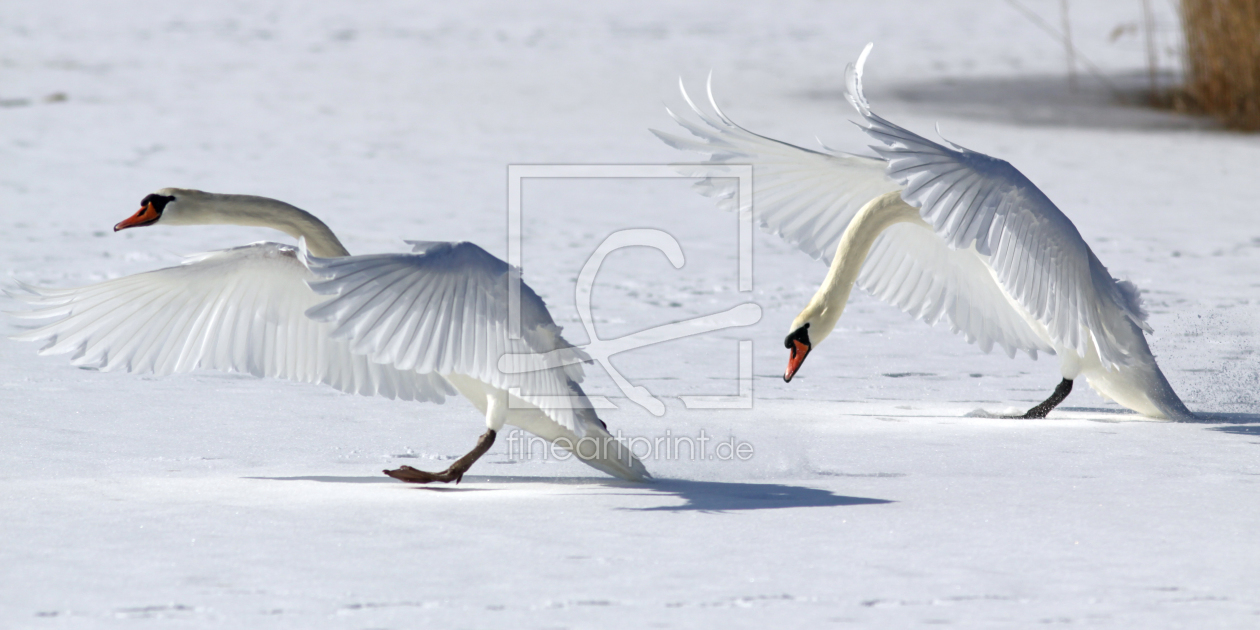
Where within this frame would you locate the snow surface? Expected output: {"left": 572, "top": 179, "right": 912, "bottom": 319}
{"left": 3, "top": 0, "right": 1259, "bottom": 627}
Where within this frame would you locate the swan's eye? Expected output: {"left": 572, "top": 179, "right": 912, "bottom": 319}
{"left": 784, "top": 325, "right": 811, "bottom": 349}
{"left": 138, "top": 194, "right": 176, "bottom": 214}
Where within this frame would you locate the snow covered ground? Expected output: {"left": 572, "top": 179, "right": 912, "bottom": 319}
{"left": 3, "top": 0, "right": 1259, "bottom": 627}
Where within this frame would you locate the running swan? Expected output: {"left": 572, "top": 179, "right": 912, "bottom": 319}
{"left": 654, "top": 44, "right": 1193, "bottom": 420}
{"left": 10, "top": 189, "right": 650, "bottom": 480}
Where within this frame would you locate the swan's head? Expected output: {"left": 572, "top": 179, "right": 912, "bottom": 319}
{"left": 783, "top": 301, "right": 842, "bottom": 382}
{"left": 783, "top": 322, "right": 813, "bottom": 382}
{"left": 114, "top": 188, "right": 185, "bottom": 231}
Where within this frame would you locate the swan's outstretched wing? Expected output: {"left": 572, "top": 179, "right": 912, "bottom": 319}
{"left": 859, "top": 223, "right": 1051, "bottom": 356}
{"left": 303, "top": 241, "right": 608, "bottom": 438}
{"left": 654, "top": 77, "right": 1052, "bottom": 358}
{"left": 652, "top": 79, "right": 899, "bottom": 262}
{"left": 8, "top": 242, "right": 455, "bottom": 402}
{"left": 846, "top": 44, "right": 1149, "bottom": 368}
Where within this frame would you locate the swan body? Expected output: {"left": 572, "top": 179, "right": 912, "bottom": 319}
{"left": 10, "top": 188, "right": 650, "bottom": 480}
{"left": 654, "top": 45, "right": 1193, "bottom": 420}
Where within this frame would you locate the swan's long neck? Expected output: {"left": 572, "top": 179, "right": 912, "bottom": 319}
{"left": 165, "top": 189, "right": 351, "bottom": 257}
{"left": 797, "top": 191, "right": 928, "bottom": 342}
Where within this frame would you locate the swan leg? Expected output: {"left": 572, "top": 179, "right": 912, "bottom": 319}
{"left": 384, "top": 387, "right": 508, "bottom": 484}
{"left": 1015, "top": 378, "right": 1073, "bottom": 419}
{"left": 384, "top": 429, "right": 497, "bottom": 484}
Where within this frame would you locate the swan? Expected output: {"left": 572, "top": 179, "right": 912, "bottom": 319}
{"left": 9, "top": 188, "right": 650, "bottom": 481}
{"left": 654, "top": 44, "right": 1193, "bottom": 420}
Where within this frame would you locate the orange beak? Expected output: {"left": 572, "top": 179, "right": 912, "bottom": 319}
{"left": 784, "top": 339, "right": 810, "bottom": 382}
{"left": 114, "top": 202, "right": 160, "bottom": 231}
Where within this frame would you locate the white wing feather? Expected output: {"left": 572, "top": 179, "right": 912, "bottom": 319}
{"left": 303, "top": 241, "right": 607, "bottom": 437}
{"left": 860, "top": 224, "right": 1050, "bottom": 357}
{"left": 9, "top": 242, "right": 455, "bottom": 401}
{"left": 652, "top": 77, "right": 899, "bottom": 262}
{"left": 845, "top": 44, "right": 1149, "bottom": 368}
{"left": 653, "top": 76, "right": 1053, "bottom": 358}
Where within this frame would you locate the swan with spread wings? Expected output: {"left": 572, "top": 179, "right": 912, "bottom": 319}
{"left": 654, "top": 44, "right": 1192, "bottom": 420}
{"left": 10, "top": 189, "right": 649, "bottom": 481}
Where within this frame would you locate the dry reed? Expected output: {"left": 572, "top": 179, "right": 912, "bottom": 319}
{"left": 1179, "top": 0, "right": 1260, "bottom": 130}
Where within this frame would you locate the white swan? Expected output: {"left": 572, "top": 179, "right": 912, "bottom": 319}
{"left": 9, "top": 188, "right": 650, "bottom": 481}
{"left": 654, "top": 44, "right": 1193, "bottom": 420}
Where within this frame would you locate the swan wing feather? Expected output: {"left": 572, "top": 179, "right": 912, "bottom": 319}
{"left": 655, "top": 74, "right": 1053, "bottom": 358}
{"left": 846, "top": 44, "right": 1149, "bottom": 368}
{"left": 303, "top": 241, "right": 606, "bottom": 437}
{"left": 651, "top": 78, "right": 898, "bottom": 262}
{"left": 9, "top": 242, "right": 455, "bottom": 402}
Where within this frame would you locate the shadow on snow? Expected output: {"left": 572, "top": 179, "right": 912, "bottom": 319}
{"left": 249, "top": 475, "right": 894, "bottom": 511}
{"left": 624, "top": 478, "right": 893, "bottom": 512}
{"left": 1195, "top": 412, "right": 1260, "bottom": 426}
{"left": 800, "top": 70, "right": 1213, "bottom": 132}
{"left": 247, "top": 475, "right": 398, "bottom": 484}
